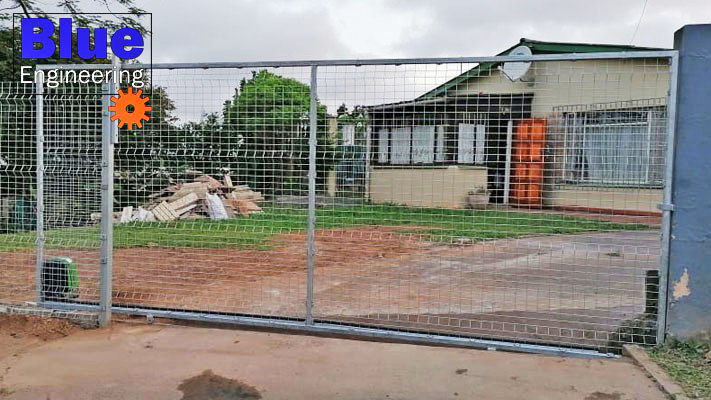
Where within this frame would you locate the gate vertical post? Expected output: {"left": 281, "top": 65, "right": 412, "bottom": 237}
{"left": 35, "top": 76, "right": 44, "bottom": 302}
{"left": 99, "top": 68, "right": 117, "bottom": 327}
{"left": 657, "top": 51, "right": 679, "bottom": 344}
{"left": 306, "top": 65, "right": 318, "bottom": 325}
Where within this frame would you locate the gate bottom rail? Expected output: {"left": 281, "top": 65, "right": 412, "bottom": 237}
{"left": 38, "top": 300, "right": 614, "bottom": 359}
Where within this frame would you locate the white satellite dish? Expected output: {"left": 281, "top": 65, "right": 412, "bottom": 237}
{"left": 502, "top": 45, "right": 532, "bottom": 81}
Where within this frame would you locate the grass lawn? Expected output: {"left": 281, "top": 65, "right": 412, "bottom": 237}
{"left": 648, "top": 340, "right": 711, "bottom": 399}
{"left": 0, "top": 204, "right": 649, "bottom": 252}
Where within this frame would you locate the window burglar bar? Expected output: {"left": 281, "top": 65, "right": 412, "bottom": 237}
{"left": 560, "top": 100, "right": 666, "bottom": 187}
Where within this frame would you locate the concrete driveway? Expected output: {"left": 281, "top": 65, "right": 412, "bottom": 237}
{"left": 0, "top": 321, "right": 667, "bottom": 400}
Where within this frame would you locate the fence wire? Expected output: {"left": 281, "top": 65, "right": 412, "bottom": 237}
{"left": 0, "top": 53, "right": 674, "bottom": 354}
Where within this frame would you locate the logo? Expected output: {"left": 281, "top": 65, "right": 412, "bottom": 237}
{"left": 21, "top": 18, "right": 144, "bottom": 60}
{"left": 109, "top": 88, "right": 152, "bottom": 131}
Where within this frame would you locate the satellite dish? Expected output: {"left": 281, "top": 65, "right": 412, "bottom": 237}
{"left": 502, "top": 45, "right": 532, "bottom": 81}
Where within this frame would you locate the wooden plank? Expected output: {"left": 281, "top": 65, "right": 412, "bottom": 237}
{"left": 181, "top": 182, "right": 206, "bottom": 190}
{"left": 169, "top": 183, "right": 209, "bottom": 200}
{"left": 194, "top": 175, "right": 223, "bottom": 190}
{"left": 223, "top": 174, "right": 234, "bottom": 188}
{"left": 174, "top": 203, "right": 199, "bottom": 216}
{"left": 168, "top": 192, "right": 199, "bottom": 212}
{"left": 152, "top": 201, "right": 178, "bottom": 222}
{"left": 232, "top": 185, "right": 251, "bottom": 192}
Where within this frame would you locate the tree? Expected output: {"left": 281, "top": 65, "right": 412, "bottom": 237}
{"left": 0, "top": 0, "right": 147, "bottom": 33}
{"left": 222, "top": 70, "right": 336, "bottom": 196}
{"left": 0, "top": 0, "right": 148, "bottom": 81}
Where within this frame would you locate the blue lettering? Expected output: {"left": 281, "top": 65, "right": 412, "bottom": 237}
{"left": 111, "top": 28, "right": 144, "bottom": 59}
{"left": 21, "top": 18, "right": 55, "bottom": 59}
{"left": 77, "top": 28, "right": 108, "bottom": 59}
{"left": 20, "top": 18, "right": 144, "bottom": 60}
{"left": 58, "top": 18, "right": 72, "bottom": 59}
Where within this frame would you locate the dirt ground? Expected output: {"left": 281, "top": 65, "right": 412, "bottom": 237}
{"left": 0, "top": 226, "right": 661, "bottom": 350}
{"left": 0, "top": 314, "right": 80, "bottom": 397}
{"left": 0, "top": 317, "right": 668, "bottom": 400}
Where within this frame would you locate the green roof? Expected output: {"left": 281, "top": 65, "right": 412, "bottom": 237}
{"left": 417, "top": 38, "right": 667, "bottom": 100}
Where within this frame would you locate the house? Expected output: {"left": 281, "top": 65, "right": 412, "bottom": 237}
{"left": 360, "top": 39, "right": 669, "bottom": 213}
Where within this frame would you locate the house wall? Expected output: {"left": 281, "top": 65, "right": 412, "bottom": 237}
{"left": 546, "top": 185, "right": 662, "bottom": 213}
{"left": 453, "top": 59, "right": 670, "bottom": 115}
{"left": 455, "top": 58, "right": 670, "bottom": 214}
{"left": 368, "top": 165, "right": 487, "bottom": 209}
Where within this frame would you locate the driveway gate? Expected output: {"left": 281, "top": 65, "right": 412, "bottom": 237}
{"left": 0, "top": 50, "right": 679, "bottom": 357}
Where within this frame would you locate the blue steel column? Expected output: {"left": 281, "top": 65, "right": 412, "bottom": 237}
{"left": 665, "top": 24, "right": 711, "bottom": 341}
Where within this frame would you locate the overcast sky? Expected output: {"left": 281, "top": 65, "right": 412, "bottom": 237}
{"left": 136, "top": 0, "right": 711, "bottom": 63}
{"left": 117, "top": 0, "right": 707, "bottom": 118}
{"left": 11, "top": 0, "right": 709, "bottom": 119}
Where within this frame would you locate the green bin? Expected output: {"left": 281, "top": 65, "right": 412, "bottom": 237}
{"left": 41, "top": 257, "right": 79, "bottom": 301}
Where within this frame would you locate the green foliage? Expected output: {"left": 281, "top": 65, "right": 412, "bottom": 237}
{"left": 222, "top": 70, "right": 336, "bottom": 195}
{"left": 649, "top": 339, "right": 711, "bottom": 399}
{"left": 0, "top": 0, "right": 147, "bottom": 34}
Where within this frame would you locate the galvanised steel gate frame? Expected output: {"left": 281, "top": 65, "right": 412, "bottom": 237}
{"left": 34, "top": 49, "right": 679, "bottom": 358}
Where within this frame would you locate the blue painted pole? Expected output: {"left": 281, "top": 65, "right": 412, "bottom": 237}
{"left": 666, "top": 24, "right": 711, "bottom": 342}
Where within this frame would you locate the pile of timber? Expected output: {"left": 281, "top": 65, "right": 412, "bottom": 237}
{"left": 115, "top": 175, "right": 263, "bottom": 223}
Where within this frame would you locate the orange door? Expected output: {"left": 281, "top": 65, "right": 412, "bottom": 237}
{"left": 511, "top": 118, "right": 546, "bottom": 205}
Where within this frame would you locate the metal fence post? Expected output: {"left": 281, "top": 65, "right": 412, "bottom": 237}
{"left": 656, "top": 51, "right": 679, "bottom": 344}
{"left": 99, "top": 74, "right": 117, "bottom": 327}
{"left": 35, "top": 76, "right": 44, "bottom": 302}
{"left": 306, "top": 65, "right": 318, "bottom": 325}
{"left": 364, "top": 111, "right": 372, "bottom": 201}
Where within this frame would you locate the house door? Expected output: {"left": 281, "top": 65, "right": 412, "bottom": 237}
{"left": 511, "top": 118, "right": 546, "bottom": 205}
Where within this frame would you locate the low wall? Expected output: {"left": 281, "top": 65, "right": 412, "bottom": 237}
{"left": 545, "top": 185, "right": 662, "bottom": 214}
{"left": 368, "top": 165, "right": 488, "bottom": 209}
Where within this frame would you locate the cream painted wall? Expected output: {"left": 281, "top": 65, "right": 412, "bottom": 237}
{"left": 546, "top": 185, "right": 662, "bottom": 213}
{"left": 368, "top": 166, "right": 487, "bottom": 209}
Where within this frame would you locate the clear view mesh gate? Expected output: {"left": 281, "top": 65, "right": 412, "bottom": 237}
{"left": 0, "top": 50, "right": 678, "bottom": 356}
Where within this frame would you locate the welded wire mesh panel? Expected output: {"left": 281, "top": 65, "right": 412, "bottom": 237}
{"left": 110, "top": 67, "right": 314, "bottom": 318}
{"left": 313, "top": 57, "right": 671, "bottom": 352}
{"left": 42, "top": 83, "right": 103, "bottom": 304}
{"left": 0, "top": 83, "right": 36, "bottom": 305}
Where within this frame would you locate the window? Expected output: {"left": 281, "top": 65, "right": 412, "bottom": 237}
{"left": 342, "top": 124, "right": 355, "bottom": 146}
{"left": 390, "top": 127, "right": 411, "bottom": 165}
{"left": 564, "top": 107, "right": 666, "bottom": 186}
{"left": 457, "top": 123, "right": 486, "bottom": 164}
{"left": 377, "top": 128, "right": 389, "bottom": 163}
{"left": 412, "top": 126, "right": 435, "bottom": 164}
{"left": 435, "top": 126, "right": 445, "bottom": 162}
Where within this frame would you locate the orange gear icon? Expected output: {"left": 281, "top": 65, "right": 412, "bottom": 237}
{"left": 108, "top": 88, "right": 152, "bottom": 131}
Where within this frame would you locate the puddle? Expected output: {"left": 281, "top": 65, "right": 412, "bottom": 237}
{"left": 178, "top": 370, "right": 262, "bottom": 400}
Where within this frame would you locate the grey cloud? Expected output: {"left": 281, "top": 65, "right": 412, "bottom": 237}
{"left": 385, "top": 0, "right": 711, "bottom": 57}
{"left": 146, "top": 0, "right": 350, "bottom": 63}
